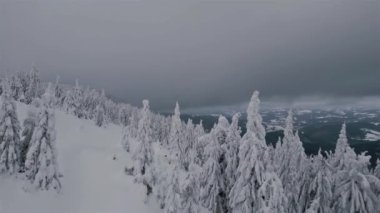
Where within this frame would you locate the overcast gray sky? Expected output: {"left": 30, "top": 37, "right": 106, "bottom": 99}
{"left": 1, "top": 1, "right": 379, "bottom": 111}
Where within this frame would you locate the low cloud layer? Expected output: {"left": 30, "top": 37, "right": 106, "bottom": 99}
{"left": 1, "top": 1, "right": 379, "bottom": 110}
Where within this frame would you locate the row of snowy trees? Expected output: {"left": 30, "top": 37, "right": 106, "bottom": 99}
{"left": 0, "top": 67, "right": 40, "bottom": 104}
{"left": 3, "top": 67, "right": 380, "bottom": 211}
{"left": 2, "top": 67, "right": 141, "bottom": 130}
{"left": 0, "top": 78, "right": 61, "bottom": 193}
{"left": 0, "top": 66, "right": 177, "bottom": 195}
{"left": 121, "top": 91, "right": 380, "bottom": 213}
{"left": 0, "top": 66, "right": 173, "bottom": 196}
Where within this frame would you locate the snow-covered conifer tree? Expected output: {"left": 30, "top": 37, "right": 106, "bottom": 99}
{"left": 168, "top": 102, "right": 182, "bottom": 150}
{"left": 190, "top": 116, "right": 229, "bottom": 166}
{"left": 43, "top": 83, "right": 56, "bottom": 108}
{"left": 200, "top": 115, "right": 230, "bottom": 212}
{"left": 72, "top": 79, "right": 84, "bottom": 118}
{"left": 331, "top": 123, "right": 367, "bottom": 172}
{"left": 229, "top": 134, "right": 264, "bottom": 213}
{"left": 163, "top": 162, "right": 182, "bottom": 213}
{"left": 229, "top": 91, "right": 267, "bottom": 213}
{"left": 20, "top": 100, "right": 39, "bottom": 169}
{"left": 169, "top": 102, "right": 189, "bottom": 169}
{"left": 0, "top": 82, "right": 21, "bottom": 174}
{"left": 213, "top": 116, "right": 229, "bottom": 146}
{"left": 257, "top": 171, "right": 288, "bottom": 213}
{"left": 10, "top": 75, "right": 22, "bottom": 101}
{"left": 375, "top": 160, "right": 380, "bottom": 178}
{"left": 194, "top": 120, "right": 205, "bottom": 139}
{"left": 305, "top": 152, "right": 333, "bottom": 213}
{"left": 180, "top": 163, "right": 201, "bottom": 213}
{"left": 25, "top": 84, "right": 61, "bottom": 192}
{"left": 119, "top": 105, "right": 129, "bottom": 126}
{"left": 17, "top": 71, "right": 30, "bottom": 100}
{"left": 54, "top": 75, "right": 63, "bottom": 107}
{"left": 155, "top": 116, "right": 171, "bottom": 146}
{"left": 329, "top": 123, "right": 380, "bottom": 212}
{"left": 274, "top": 110, "right": 307, "bottom": 212}
{"left": 63, "top": 90, "right": 74, "bottom": 113}
{"left": 191, "top": 120, "right": 208, "bottom": 166}
{"left": 199, "top": 138, "right": 225, "bottom": 213}
{"left": 190, "top": 137, "right": 205, "bottom": 167}
{"left": 184, "top": 119, "right": 195, "bottom": 150}
{"left": 283, "top": 109, "right": 294, "bottom": 145}
{"left": 224, "top": 113, "right": 241, "bottom": 195}
{"left": 121, "top": 116, "right": 137, "bottom": 153}
{"left": 246, "top": 91, "right": 266, "bottom": 146}
{"left": 95, "top": 104, "right": 105, "bottom": 127}
{"left": 132, "top": 100, "right": 154, "bottom": 196}
{"left": 25, "top": 66, "right": 40, "bottom": 104}
{"left": 332, "top": 169, "right": 380, "bottom": 213}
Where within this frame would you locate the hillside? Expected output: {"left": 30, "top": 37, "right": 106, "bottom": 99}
{"left": 0, "top": 102, "right": 161, "bottom": 213}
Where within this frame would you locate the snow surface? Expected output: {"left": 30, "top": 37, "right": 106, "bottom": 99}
{"left": 296, "top": 109, "right": 312, "bottom": 115}
{"left": 362, "top": 129, "right": 380, "bottom": 142}
{"left": 0, "top": 103, "right": 161, "bottom": 213}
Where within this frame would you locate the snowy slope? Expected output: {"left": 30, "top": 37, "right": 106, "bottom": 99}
{"left": 0, "top": 103, "right": 161, "bottom": 213}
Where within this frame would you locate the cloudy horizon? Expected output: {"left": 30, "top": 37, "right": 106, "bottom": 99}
{"left": 1, "top": 1, "right": 379, "bottom": 111}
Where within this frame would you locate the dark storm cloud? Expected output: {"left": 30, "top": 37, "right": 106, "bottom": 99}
{"left": 1, "top": 1, "right": 379, "bottom": 110}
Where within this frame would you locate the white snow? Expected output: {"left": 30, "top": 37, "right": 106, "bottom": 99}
{"left": 266, "top": 125, "right": 283, "bottom": 132}
{"left": 296, "top": 109, "right": 312, "bottom": 115}
{"left": 362, "top": 128, "right": 380, "bottom": 142}
{"left": 0, "top": 103, "right": 161, "bottom": 213}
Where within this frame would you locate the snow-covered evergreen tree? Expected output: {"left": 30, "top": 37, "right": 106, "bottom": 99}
{"left": 190, "top": 120, "right": 207, "bottom": 166}
{"left": 229, "top": 91, "right": 267, "bottom": 213}
{"left": 10, "top": 75, "right": 22, "bottom": 101}
{"left": 163, "top": 162, "right": 182, "bottom": 213}
{"left": 54, "top": 75, "right": 64, "bottom": 107}
{"left": 25, "top": 66, "right": 40, "bottom": 104}
{"left": 121, "top": 111, "right": 140, "bottom": 153}
{"left": 229, "top": 134, "right": 264, "bottom": 213}
{"left": 275, "top": 110, "right": 307, "bottom": 213}
{"left": 132, "top": 100, "right": 154, "bottom": 196}
{"left": 168, "top": 102, "right": 190, "bottom": 170}
{"left": 305, "top": 152, "right": 333, "bottom": 213}
{"left": 332, "top": 169, "right": 380, "bottom": 213}
{"left": 184, "top": 119, "right": 196, "bottom": 152}
{"left": 224, "top": 113, "right": 241, "bottom": 193}
{"left": 329, "top": 123, "right": 380, "bottom": 212}
{"left": 213, "top": 116, "right": 229, "bottom": 147}
{"left": 194, "top": 120, "right": 205, "bottom": 139}
{"left": 24, "top": 84, "right": 61, "bottom": 192}
{"left": 257, "top": 171, "right": 288, "bottom": 213}
{"left": 20, "top": 100, "right": 39, "bottom": 169}
{"left": 157, "top": 136, "right": 200, "bottom": 212}
{"left": 43, "top": 83, "right": 56, "bottom": 108}
{"left": 375, "top": 160, "right": 380, "bottom": 179}
{"left": 246, "top": 91, "right": 266, "bottom": 146}
{"left": 199, "top": 138, "right": 225, "bottom": 213}
{"left": 95, "top": 104, "right": 105, "bottom": 127}
{"left": 168, "top": 102, "right": 182, "bottom": 150}
{"left": 201, "top": 115, "right": 230, "bottom": 212}
{"left": 17, "top": 71, "right": 30, "bottom": 100}
{"left": 192, "top": 128, "right": 209, "bottom": 167}
{"left": 72, "top": 79, "right": 84, "bottom": 118}
{"left": 63, "top": 90, "right": 74, "bottom": 113}
{"left": 332, "top": 123, "right": 369, "bottom": 173}
{"left": 180, "top": 163, "right": 201, "bottom": 213}
{"left": 0, "top": 82, "right": 21, "bottom": 175}
{"left": 119, "top": 105, "right": 129, "bottom": 127}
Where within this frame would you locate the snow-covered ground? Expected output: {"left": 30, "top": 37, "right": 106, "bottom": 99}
{"left": 362, "top": 128, "right": 380, "bottom": 142}
{"left": 0, "top": 103, "right": 161, "bottom": 213}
